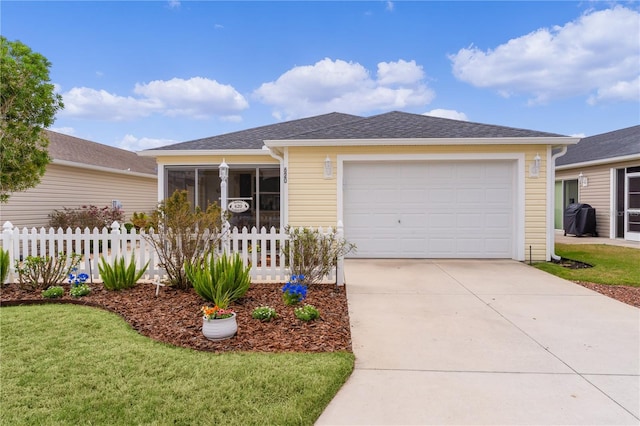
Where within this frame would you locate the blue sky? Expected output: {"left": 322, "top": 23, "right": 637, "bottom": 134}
{"left": 3, "top": 1, "right": 639, "bottom": 151}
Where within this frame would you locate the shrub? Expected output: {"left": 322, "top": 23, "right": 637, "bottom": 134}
{"left": 99, "top": 255, "right": 148, "bottom": 291}
{"left": 281, "top": 274, "right": 307, "bottom": 306}
{"left": 42, "top": 286, "right": 64, "bottom": 299}
{"left": 252, "top": 306, "right": 277, "bottom": 322}
{"left": 130, "top": 211, "right": 153, "bottom": 231}
{"left": 142, "top": 190, "right": 223, "bottom": 289}
{"left": 285, "top": 226, "right": 356, "bottom": 285}
{"left": 69, "top": 284, "right": 91, "bottom": 297}
{"left": 294, "top": 304, "right": 320, "bottom": 322}
{"left": 48, "top": 205, "right": 125, "bottom": 230}
{"left": 0, "top": 248, "right": 9, "bottom": 285}
{"left": 185, "top": 253, "right": 251, "bottom": 309}
{"left": 15, "top": 253, "right": 81, "bottom": 290}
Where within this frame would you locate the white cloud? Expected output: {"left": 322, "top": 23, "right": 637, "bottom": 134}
{"left": 116, "top": 134, "right": 177, "bottom": 152}
{"left": 386, "top": 1, "right": 394, "bottom": 12}
{"left": 134, "top": 77, "right": 249, "bottom": 119}
{"left": 49, "top": 126, "right": 76, "bottom": 135}
{"left": 254, "top": 58, "right": 434, "bottom": 120}
{"left": 59, "top": 77, "right": 248, "bottom": 121}
{"left": 449, "top": 6, "right": 640, "bottom": 105}
{"left": 423, "top": 109, "right": 468, "bottom": 121}
{"left": 167, "top": 1, "right": 180, "bottom": 9}
{"left": 59, "top": 87, "right": 162, "bottom": 121}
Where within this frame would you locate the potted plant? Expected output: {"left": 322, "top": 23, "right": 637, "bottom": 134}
{"left": 200, "top": 305, "right": 237, "bottom": 341}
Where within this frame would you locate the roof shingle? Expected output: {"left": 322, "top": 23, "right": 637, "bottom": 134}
{"left": 556, "top": 125, "right": 640, "bottom": 166}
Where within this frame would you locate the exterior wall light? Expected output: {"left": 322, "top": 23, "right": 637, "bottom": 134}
{"left": 324, "top": 155, "right": 333, "bottom": 179}
{"left": 578, "top": 172, "right": 588, "bottom": 187}
{"left": 529, "top": 153, "right": 541, "bottom": 178}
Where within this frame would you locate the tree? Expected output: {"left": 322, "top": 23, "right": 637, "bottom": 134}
{"left": 0, "top": 36, "right": 63, "bottom": 202}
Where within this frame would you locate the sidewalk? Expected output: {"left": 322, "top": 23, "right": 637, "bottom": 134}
{"left": 554, "top": 230, "right": 639, "bottom": 249}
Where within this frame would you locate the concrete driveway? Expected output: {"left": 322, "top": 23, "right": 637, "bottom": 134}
{"left": 316, "top": 259, "right": 640, "bottom": 425}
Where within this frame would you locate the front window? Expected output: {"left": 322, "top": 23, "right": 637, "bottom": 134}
{"left": 165, "top": 166, "right": 280, "bottom": 229}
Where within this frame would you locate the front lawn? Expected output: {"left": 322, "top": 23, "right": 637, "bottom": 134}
{"left": 0, "top": 304, "right": 354, "bottom": 426}
{"left": 535, "top": 244, "right": 640, "bottom": 286}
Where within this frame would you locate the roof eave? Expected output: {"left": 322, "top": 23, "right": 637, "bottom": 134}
{"left": 137, "top": 149, "right": 270, "bottom": 157}
{"left": 52, "top": 159, "right": 157, "bottom": 178}
{"left": 556, "top": 153, "right": 640, "bottom": 170}
{"left": 264, "top": 136, "right": 579, "bottom": 147}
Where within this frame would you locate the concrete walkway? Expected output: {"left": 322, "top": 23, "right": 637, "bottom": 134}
{"left": 555, "top": 230, "right": 640, "bottom": 249}
{"left": 316, "top": 259, "right": 640, "bottom": 425}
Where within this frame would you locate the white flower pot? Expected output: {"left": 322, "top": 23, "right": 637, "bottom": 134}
{"left": 202, "top": 313, "right": 237, "bottom": 341}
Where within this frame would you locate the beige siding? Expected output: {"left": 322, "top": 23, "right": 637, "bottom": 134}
{"left": 556, "top": 159, "right": 640, "bottom": 238}
{"left": 287, "top": 144, "right": 549, "bottom": 261}
{"left": 0, "top": 164, "right": 157, "bottom": 229}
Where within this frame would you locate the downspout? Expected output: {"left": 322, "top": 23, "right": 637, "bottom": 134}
{"left": 264, "top": 146, "right": 287, "bottom": 228}
{"left": 549, "top": 145, "right": 568, "bottom": 261}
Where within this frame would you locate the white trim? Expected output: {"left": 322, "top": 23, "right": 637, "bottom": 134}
{"left": 548, "top": 146, "right": 568, "bottom": 261}
{"left": 157, "top": 164, "right": 165, "bottom": 202}
{"left": 610, "top": 168, "right": 616, "bottom": 239}
{"left": 336, "top": 153, "right": 526, "bottom": 261}
{"left": 556, "top": 153, "right": 640, "bottom": 170}
{"left": 52, "top": 159, "right": 157, "bottom": 179}
{"left": 137, "top": 149, "right": 270, "bottom": 157}
{"left": 283, "top": 148, "right": 289, "bottom": 226}
{"left": 266, "top": 136, "right": 578, "bottom": 148}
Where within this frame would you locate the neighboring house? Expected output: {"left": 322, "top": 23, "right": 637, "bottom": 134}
{"left": 139, "top": 111, "right": 579, "bottom": 262}
{"left": 555, "top": 125, "right": 640, "bottom": 242}
{"left": 0, "top": 130, "right": 158, "bottom": 229}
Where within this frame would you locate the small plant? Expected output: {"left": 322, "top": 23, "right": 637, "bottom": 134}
{"left": 285, "top": 226, "right": 356, "bottom": 285}
{"left": 201, "top": 305, "right": 234, "bottom": 320}
{"left": 186, "top": 253, "right": 251, "bottom": 309}
{"left": 252, "top": 306, "right": 277, "bottom": 322}
{"left": 70, "top": 284, "right": 91, "bottom": 297}
{"left": 15, "top": 252, "right": 81, "bottom": 290}
{"left": 42, "top": 286, "right": 64, "bottom": 299}
{"left": 294, "top": 304, "right": 320, "bottom": 322}
{"left": 0, "top": 248, "right": 9, "bottom": 285}
{"left": 282, "top": 274, "right": 307, "bottom": 306}
{"left": 99, "top": 255, "right": 148, "bottom": 291}
{"left": 48, "top": 205, "right": 124, "bottom": 230}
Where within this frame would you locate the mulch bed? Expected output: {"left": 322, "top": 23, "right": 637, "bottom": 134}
{"left": 0, "top": 282, "right": 352, "bottom": 353}
{"left": 574, "top": 282, "right": 640, "bottom": 309}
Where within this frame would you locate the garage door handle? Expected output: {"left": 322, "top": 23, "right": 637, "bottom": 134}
{"left": 398, "top": 220, "right": 401, "bottom": 224}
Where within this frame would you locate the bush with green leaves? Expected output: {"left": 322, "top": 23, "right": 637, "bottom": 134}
{"left": 69, "top": 284, "right": 91, "bottom": 297}
{"left": 15, "top": 252, "right": 81, "bottom": 290}
{"left": 0, "top": 248, "right": 9, "bottom": 285}
{"left": 294, "top": 304, "right": 320, "bottom": 322}
{"left": 142, "top": 190, "right": 223, "bottom": 289}
{"left": 99, "top": 255, "right": 148, "bottom": 291}
{"left": 41, "top": 286, "right": 64, "bottom": 299}
{"left": 285, "top": 226, "right": 356, "bottom": 285}
{"left": 185, "top": 252, "right": 251, "bottom": 309}
{"left": 252, "top": 306, "right": 277, "bottom": 322}
{"left": 48, "top": 205, "right": 124, "bottom": 230}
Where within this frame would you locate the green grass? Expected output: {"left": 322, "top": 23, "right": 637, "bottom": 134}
{"left": 0, "top": 304, "right": 354, "bottom": 426}
{"left": 535, "top": 244, "right": 640, "bottom": 286}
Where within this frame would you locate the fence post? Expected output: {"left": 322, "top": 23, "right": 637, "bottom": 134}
{"left": 336, "top": 221, "right": 345, "bottom": 286}
{"left": 111, "top": 221, "right": 121, "bottom": 259}
{"left": 2, "top": 221, "right": 14, "bottom": 284}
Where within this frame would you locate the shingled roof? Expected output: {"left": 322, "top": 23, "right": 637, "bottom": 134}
{"left": 153, "top": 112, "right": 362, "bottom": 150}
{"left": 556, "top": 125, "right": 640, "bottom": 166}
{"left": 45, "top": 130, "right": 157, "bottom": 175}
{"left": 280, "top": 111, "right": 566, "bottom": 140}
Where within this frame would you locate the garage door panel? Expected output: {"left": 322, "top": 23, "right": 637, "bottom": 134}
{"left": 344, "top": 161, "right": 514, "bottom": 258}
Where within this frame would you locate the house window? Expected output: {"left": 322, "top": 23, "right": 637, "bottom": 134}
{"left": 165, "top": 166, "right": 280, "bottom": 229}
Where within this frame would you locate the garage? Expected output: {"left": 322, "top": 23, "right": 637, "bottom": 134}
{"left": 343, "top": 161, "right": 516, "bottom": 258}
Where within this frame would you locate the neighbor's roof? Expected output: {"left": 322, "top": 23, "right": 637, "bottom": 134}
{"left": 279, "top": 111, "right": 566, "bottom": 140}
{"left": 45, "top": 130, "right": 157, "bottom": 175}
{"left": 152, "top": 112, "right": 362, "bottom": 150}
{"left": 556, "top": 125, "right": 640, "bottom": 166}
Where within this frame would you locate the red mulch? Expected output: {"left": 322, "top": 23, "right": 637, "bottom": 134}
{"left": 574, "top": 282, "right": 640, "bottom": 309}
{"left": 0, "top": 282, "right": 352, "bottom": 353}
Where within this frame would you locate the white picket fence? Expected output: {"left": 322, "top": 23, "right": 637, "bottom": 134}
{"left": 1, "top": 221, "right": 344, "bottom": 285}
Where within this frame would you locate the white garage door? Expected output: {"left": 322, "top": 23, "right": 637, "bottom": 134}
{"left": 343, "top": 161, "right": 515, "bottom": 258}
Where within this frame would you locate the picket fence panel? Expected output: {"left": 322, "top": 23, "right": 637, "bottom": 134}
{"left": 1, "top": 221, "right": 343, "bottom": 285}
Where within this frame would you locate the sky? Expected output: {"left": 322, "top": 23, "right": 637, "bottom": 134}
{"left": 2, "top": 1, "right": 639, "bottom": 152}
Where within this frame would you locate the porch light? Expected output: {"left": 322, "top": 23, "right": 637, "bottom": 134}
{"left": 578, "top": 172, "right": 588, "bottom": 187}
{"left": 529, "top": 153, "right": 541, "bottom": 178}
{"left": 324, "top": 156, "right": 333, "bottom": 179}
{"left": 219, "top": 159, "right": 229, "bottom": 180}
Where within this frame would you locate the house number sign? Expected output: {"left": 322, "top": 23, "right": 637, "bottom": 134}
{"left": 228, "top": 200, "right": 250, "bottom": 213}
